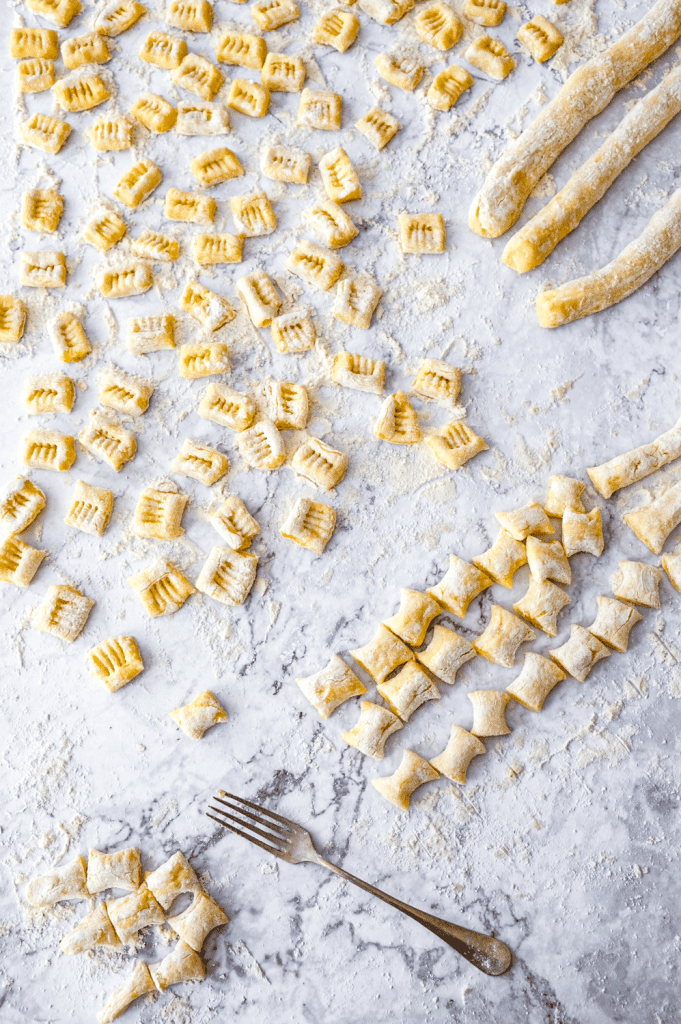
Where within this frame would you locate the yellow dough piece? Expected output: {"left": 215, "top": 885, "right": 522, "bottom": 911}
{"left": 426, "top": 420, "right": 488, "bottom": 470}
{"left": 281, "top": 497, "right": 336, "bottom": 553}
{"left": 10, "top": 28, "right": 59, "bottom": 59}
{"left": 495, "top": 500, "right": 553, "bottom": 541}
{"left": 236, "top": 419, "right": 285, "bottom": 470}
{"left": 134, "top": 487, "right": 188, "bottom": 540}
{"left": 429, "top": 724, "right": 485, "bottom": 784}
{"left": 251, "top": 0, "right": 299, "bottom": 30}
{"left": 611, "top": 560, "right": 663, "bottom": 609}
{"left": 473, "top": 604, "right": 536, "bottom": 668}
{"left": 79, "top": 410, "right": 137, "bottom": 471}
{"left": 139, "top": 31, "right": 187, "bottom": 69}
{"left": 88, "top": 636, "right": 144, "bottom": 691}
{"left": 22, "top": 189, "right": 63, "bottom": 233}
{"left": 398, "top": 213, "right": 445, "bottom": 254}
{"left": 303, "top": 201, "right": 358, "bottom": 249}
{"left": 544, "top": 474, "right": 585, "bottom": 516}
{"left": 231, "top": 191, "right": 276, "bottom": 236}
{"left": 562, "top": 509, "right": 604, "bottom": 558}
{"left": 113, "top": 159, "right": 162, "bottom": 208}
{"left": 26, "top": 856, "right": 88, "bottom": 907}
{"left": 18, "top": 58, "right": 55, "bottom": 93}
{"left": 167, "top": 891, "right": 229, "bottom": 950}
{"left": 414, "top": 2, "right": 462, "bottom": 50}
{"left": 427, "top": 65, "right": 473, "bottom": 111}
{"left": 261, "top": 53, "right": 306, "bottom": 92}
{"left": 25, "top": 373, "right": 75, "bottom": 415}
{"left": 0, "top": 536, "right": 46, "bottom": 587}
{"left": 0, "top": 478, "right": 45, "bottom": 537}
{"left": 217, "top": 31, "right": 267, "bottom": 69}
{"left": 172, "top": 53, "right": 224, "bottom": 101}
{"left": 464, "top": 35, "right": 514, "bottom": 79}
{"left": 145, "top": 851, "right": 202, "bottom": 910}
{"left": 23, "top": 429, "right": 76, "bottom": 472}
{"left": 342, "top": 700, "right": 402, "bottom": 759}
{"left": 549, "top": 624, "right": 610, "bottom": 682}
{"left": 127, "top": 314, "right": 176, "bottom": 354}
{"left": 132, "top": 93, "right": 177, "bottom": 133}
{"left": 195, "top": 547, "right": 257, "bottom": 604}
{"left": 176, "top": 100, "right": 230, "bottom": 135}
{"left": 464, "top": 0, "right": 505, "bottom": 26}
{"left": 62, "top": 32, "right": 111, "bottom": 69}
{"left": 374, "top": 391, "right": 420, "bottom": 444}
{"left": 513, "top": 578, "right": 570, "bottom": 637}
{"left": 149, "top": 940, "right": 205, "bottom": 988}
{"left": 0, "top": 296, "right": 27, "bottom": 343}
{"left": 33, "top": 584, "right": 94, "bottom": 641}
{"left": 227, "top": 79, "right": 270, "bottom": 117}
{"left": 209, "top": 495, "right": 259, "bottom": 548}
{"left": 373, "top": 750, "right": 440, "bottom": 812}
{"left": 106, "top": 886, "right": 164, "bottom": 942}
{"left": 376, "top": 662, "right": 440, "bottom": 722}
{"left": 88, "top": 117, "right": 133, "bottom": 152}
{"left": 382, "top": 588, "right": 440, "bottom": 646}
{"left": 236, "top": 270, "right": 281, "bottom": 327}
{"left": 191, "top": 147, "right": 244, "bottom": 188}
{"left": 99, "top": 364, "right": 153, "bottom": 418}
{"left": 334, "top": 272, "right": 381, "bottom": 329}
{"left": 27, "top": 0, "right": 81, "bottom": 28}
{"left": 468, "top": 690, "right": 511, "bottom": 736}
{"left": 199, "top": 384, "right": 255, "bottom": 431}
{"left": 355, "top": 106, "right": 401, "bottom": 150}
{"left": 96, "top": 1, "right": 147, "bottom": 35}
{"left": 171, "top": 438, "right": 228, "bottom": 485}
{"left": 296, "top": 654, "right": 366, "bottom": 718}
{"left": 96, "top": 961, "right": 156, "bottom": 1024}
{"left": 262, "top": 381, "right": 309, "bottom": 430}
{"left": 297, "top": 88, "right": 342, "bottom": 130}
{"left": 134, "top": 230, "right": 180, "bottom": 263}
{"left": 517, "top": 15, "right": 563, "bottom": 63}
{"left": 286, "top": 240, "right": 344, "bottom": 292}
{"left": 20, "top": 113, "right": 71, "bottom": 154}
{"left": 416, "top": 624, "right": 476, "bottom": 685}
{"left": 507, "top": 652, "right": 566, "bottom": 712}
{"left": 64, "top": 480, "right": 114, "bottom": 536}
{"left": 60, "top": 904, "right": 120, "bottom": 955}
{"left": 271, "top": 311, "right": 315, "bottom": 353}
{"left": 170, "top": 691, "right": 228, "bottom": 739}
{"left": 332, "top": 352, "right": 384, "bottom": 394}
{"left": 427, "top": 554, "right": 492, "bottom": 617}
{"left": 127, "top": 559, "right": 195, "bottom": 617}
{"left": 83, "top": 210, "right": 127, "bottom": 252}
{"left": 587, "top": 596, "right": 642, "bottom": 653}
{"left": 166, "top": 0, "right": 213, "bottom": 32}
{"left": 350, "top": 623, "right": 412, "bottom": 683}
{"left": 179, "top": 282, "right": 235, "bottom": 331}
{"left": 473, "top": 529, "right": 526, "bottom": 588}
{"left": 54, "top": 73, "right": 110, "bottom": 112}
{"left": 291, "top": 438, "right": 347, "bottom": 490}
{"left": 19, "top": 250, "right": 66, "bottom": 289}
{"left": 319, "top": 147, "right": 361, "bottom": 203}
{"left": 262, "top": 145, "right": 311, "bottom": 183}
{"left": 358, "top": 0, "right": 413, "bottom": 25}
{"left": 587, "top": 417, "right": 681, "bottom": 499}
{"left": 313, "top": 9, "right": 359, "bottom": 51}
{"left": 178, "top": 342, "right": 230, "bottom": 378}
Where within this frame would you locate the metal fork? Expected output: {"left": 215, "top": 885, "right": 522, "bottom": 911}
{"left": 206, "top": 790, "right": 512, "bottom": 977}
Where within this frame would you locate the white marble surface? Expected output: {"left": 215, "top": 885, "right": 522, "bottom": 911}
{"left": 1, "top": 0, "right": 681, "bottom": 1022}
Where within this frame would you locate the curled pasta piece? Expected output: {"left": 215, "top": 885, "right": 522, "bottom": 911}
{"left": 34, "top": 584, "right": 94, "bottom": 642}
{"left": 262, "top": 380, "right": 310, "bottom": 429}
{"left": 281, "top": 498, "right": 336, "bottom": 554}
{"left": 296, "top": 654, "right": 366, "bottom": 718}
{"left": 464, "top": 0, "right": 505, "bottom": 26}
{"left": 412, "top": 359, "right": 461, "bottom": 411}
{"left": 270, "top": 311, "right": 316, "bottom": 354}
{"left": 107, "top": 885, "right": 165, "bottom": 943}
{"left": 179, "top": 342, "right": 230, "bottom": 379}
{"left": 180, "top": 282, "right": 235, "bottom": 332}
{"left": 150, "top": 939, "right": 205, "bottom": 989}
{"left": 25, "top": 373, "right": 75, "bottom": 415}
{"left": 88, "top": 847, "right": 142, "bottom": 894}
{"left": 383, "top": 588, "right": 440, "bottom": 646}
{"left": 168, "top": 892, "right": 229, "bottom": 951}
{"left": 468, "top": 690, "right": 511, "bottom": 736}
{"left": 291, "top": 438, "right": 347, "bottom": 491}
{"left": 562, "top": 509, "right": 604, "bottom": 558}
{"left": 513, "top": 578, "right": 570, "bottom": 637}
{"left": 473, "top": 529, "right": 526, "bottom": 588}
{"left": 0, "top": 536, "right": 45, "bottom": 587}
{"left": 209, "top": 496, "right": 259, "bottom": 550}
{"left": 79, "top": 410, "right": 137, "bottom": 472}
{"left": 127, "top": 559, "right": 195, "bottom": 617}
{"left": 587, "top": 417, "right": 681, "bottom": 499}
{"left": 236, "top": 270, "right": 282, "bottom": 327}
{"left": 376, "top": 661, "right": 440, "bottom": 721}
{"left": 587, "top": 596, "right": 642, "bottom": 653}
{"left": 172, "top": 439, "right": 228, "bottom": 486}
{"left": 297, "top": 87, "right": 342, "bottom": 130}
{"left": 526, "top": 536, "right": 571, "bottom": 585}
{"left": 319, "top": 147, "right": 361, "bottom": 202}
{"left": 350, "top": 624, "right": 412, "bottom": 683}
{"left": 341, "top": 700, "right": 402, "bottom": 759}
{"left": 127, "top": 314, "right": 175, "bottom": 355}
{"left": 465, "top": 36, "right": 514, "bottom": 80}
{"left": 662, "top": 550, "right": 681, "bottom": 593}
{"left": 313, "top": 9, "right": 360, "bottom": 51}
{"left": 416, "top": 625, "right": 476, "bottom": 685}
{"left": 0, "top": 295, "right": 27, "bottom": 343}
{"left": 332, "top": 352, "right": 385, "bottom": 394}
{"left": 60, "top": 903, "right": 120, "bottom": 955}
{"left": 236, "top": 419, "right": 285, "bottom": 471}
{"left": 251, "top": 0, "right": 298, "bottom": 30}
{"left": 286, "top": 240, "right": 344, "bottom": 291}
{"left": 64, "top": 480, "right": 113, "bottom": 537}
{"left": 146, "top": 852, "right": 202, "bottom": 911}
{"left": 96, "top": 961, "right": 156, "bottom": 1024}
{"left": 549, "top": 624, "right": 610, "bottom": 682}
{"left": 427, "top": 64, "right": 473, "bottom": 111}
{"left": 172, "top": 53, "right": 223, "bottom": 101}
{"left": 304, "top": 201, "right": 358, "bottom": 250}
{"left": 18, "top": 58, "right": 55, "bottom": 94}
{"left": 27, "top": 856, "right": 88, "bottom": 906}
{"left": 0, "top": 477, "right": 45, "bottom": 537}
{"left": 99, "top": 364, "right": 153, "bottom": 418}
{"left": 495, "top": 501, "right": 553, "bottom": 541}
{"left": 333, "top": 272, "right": 381, "bottom": 329}
{"left": 358, "top": 0, "right": 413, "bottom": 25}
{"left": 506, "top": 652, "right": 566, "bottom": 712}
{"left": 20, "top": 250, "right": 66, "bottom": 289}
{"left": 414, "top": 2, "right": 462, "bottom": 50}
{"left": 426, "top": 554, "right": 492, "bottom": 617}
{"left": 96, "top": 1, "right": 146, "bottom": 35}
{"left": 176, "top": 100, "right": 230, "bottom": 135}
{"left": 170, "top": 690, "right": 228, "bottom": 740}
{"left": 88, "top": 636, "right": 144, "bottom": 692}
{"left": 20, "top": 112, "right": 71, "bottom": 154}
{"left": 372, "top": 750, "right": 440, "bottom": 812}
{"left": 195, "top": 547, "right": 258, "bottom": 605}
{"left": 261, "top": 53, "right": 306, "bottom": 93}
{"left": 167, "top": 0, "right": 213, "bottom": 32}
{"left": 623, "top": 482, "right": 681, "bottom": 554}
{"left": 23, "top": 429, "right": 76, "bottom": 472}
{"left": 375, "top": 391, "right": 421, "bottom": 445}
{"left": 135, "top": 487, "right": 187, "bottom": 541}
{"left": 22, "top": 188, "right": 63, "bottom": 232}
{"left": 139, "top": 31, "right": 187, "bottom": 69}
{"left": 473, "top": 605, "right": 536, "bottom": 668}
{"left": 518, "top": 15, "right": 563, "bottom": 63}
{"left": 429, "top": 724, "right": 485, "bottom": 784}
{"left": 611, "top": 560, "right": 663, "bottom": 609}
{"left": 10, "top": 28, "right": 59, "bottom": 59}
{"left": 355, "top": 106, "right": 401, "bottom": 151}
{"left": 375, "top": 53, "right": 424, "bottom": 92}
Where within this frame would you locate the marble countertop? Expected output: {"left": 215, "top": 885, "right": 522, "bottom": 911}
{"left": 1, "top": 1, "right": 680, "bottom": 1022}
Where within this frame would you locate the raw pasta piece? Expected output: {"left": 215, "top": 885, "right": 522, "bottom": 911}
{"left": 473, "top": 604, "right": 536, "bottom": 668}
{"left": 236, "top": 419, "right": 285, "bottom": 470}
{"left": 113, "top": 159, "right": 162, "bottom": 208}
{"left": 417, "top": 625, "right": 476, "bottom": 685}
{"left": 139, "top": 31, "right": 188, "bottom": 69}
{"left": 383, "top": 589, "right": 440, "bottom": 647}
{"left": 0, "top": 478, "right": 45, "bottom": 537}
{"left": 526, "top": 536, "right": 571, "bottom": 585}
{"left": 375, "top": 53, "right": 424, "bottom": 92}
{"left": 209, "top": 496, "right": 259, "bottom": 549}
{"left": 662, "top": 550, "right": 681, "bottom": 593}
{"left": 297, "top": 88, "right": 342, "bottom": 130}
{"left": 60, "top": 903, "right": 120, "bottom": 955}
{"left": 23, "top": 430, "right": 76, "bottom": 472}
{"left": 170, "top": 691, "right": 228, "bottom": 739}
{"left": 427, "top": 65, "right": 473, "bottom": 111}
{"left": 172, "top": 53, "right": 223, "bottom": 101}
{"left": 426, "top": 420, "right": 488, "bottom": 470}
{"left": 472, "top": 529, "right": 526, "bottom": 588}
{"left": 496, "top": 501, "right": 553, "bottom": 541}
{"left": 291, "top": 438, "right": 347, "bottom": 490}
{"left": 150, "top": 940, "right": 206, "bottom": 988}
{"left": 262, "top": 381, "right": 309, "bottom": 430}
{"left": 27, "top": 0, "right": 81, "bottom": 29}
{"left": 342, "top": 700, "right": 402, "bottom": 759}
{"left": 334, "top": 273, "right": 381, "bottom": 329}
{"left": 0, "top": 296, "right": 27, "bottom": 343}
{"left": 427, "top": 554, "right": 492, "bottom": 618}
{"left": 562, "top": 508, "right": 604, "bottom": 557}
{"left": 518, "top": 16, "right": 563, "bottom": 63}
{"left": 49, "top": 313, "right": 90, "bottom": 363}
{"left": 107, "top": 886, "right": 165, "bottom": 943}
{"left": 178, "top": 342, "right": 230, "bottom": 379}
{"left": 26, "top": 856, "right": 88, "bottom": 907}
{"left": 464, "top": 0, "right": 505, "bottom": 25}
{"left": 64, "top": 480, "right": 113, "bottom": 536}
{"left": 587, "top": 418, "right": 681, "bottom": 499}
{"left": 99, "top": 365, "right": 153, "bottom": 418}
{"left": 18, "top": 59, "right": 55, "bottom": 93}
{"left": 199, "top": 384, "right": 255, "bottom": 431}
{"left": 280, "top": 497, "right": 336, "bottom": 553}
{"left": 83, "top": 210, "right": 127, "bottom": 252}
{"left": 176, "top": 100, "right": 230, "bottom": 135}
{"left": 79, "top": 410, "right": 136, "bottom": 471}
{"left": 611, "top": 560, "right": 663, "bottom": 609}
{"left": 251, "top": 0, "right": 299, "bottom": 30}
{"left": 33, "top": 585, "right": 94, "bottom": 641}
{"left": 331, "top": 352, "right": 384, "bottom": 394}
{"left": 319, "top": 148, "right": 361, "bottom": 205}
{"left": 314, "top": 9, "right": 359, "bottom": 51}
{"left": 0, "top": 537, "right": 46, "bottom": 587}
{"left": 350, "top": 624, "right": 412, "bottom": 683}
{"left": 127, "top": 559, "right": 195, "bottom": 617}
{"left": 62, "top": 32, "right": 111, "bottom": 69}
{"left": 191, "top": 148, "right": 243, "bottom": 188}
{"left": 227, "top": 79, "right": 270, "bottom": 117}
{"left": 415, "top": 2, "right": 462, "bottom": 50}
{"left": 88, "top": 636, "right": 144, "bottom": 691}
{"left": 168, "top": 892, "right": 229, "bottom": 951}
{"left": 355, "top": 107, "right": 401, "bottom": 150}
{"left": 54, "top": 73, "right": 110, "bottom": 112}
{"left": 412, "top": 360, "right": 461, "bottom": 410}
{"left": 374, "top": 391, "right": 420, "bottom": 444}
{"left": 194, "top": 234, "right": 242, "bottom": 266}
{"left": 513, "top": 578, "right": 570, "bottom": 637}
{"left": 25, "top": 373, "right": 75, "bottom": 415}
{"left": 587, "top": 595, "right": 642, "bottom": 653}
{"left": 549, "top": 624, "right": 610, "bottom": 682}
{"left": 286, "top": 240, "right": 344, "bottom": 291}
{"left": 271, "top": 311, "right": 315, "bottom": 353}
{"left": 95, "top": 0, "right": 146, "bottom": 35}
{"left": 261, "top": 53, "right": 306, "bottom": 92}
{"left": 303, "top": 200, "right": 358, "bottom": 249}
{"left": 96, "top": 961, "right": 156, "bottom": 1024}
{"left": 261, "top": 145, "right": 311, "bottom": 183}
{"left": 96, "top": 261, "right": 153, "bottom": 299}
{"left": 180, "top": 282, "right": 235, "bottom": 331}
{"left": 127, "top": 314, "right": 176, "bottom": 354}
{"left": 377, "top": 661, "right": 440, "bottom": 721}
{"left": 217, "top": 31, "right": 267, "bottom": 69}
{"left": 145, "top": 852, "right": 202, "bottom": 911}
{"left": 231, "top": 191, "right": 276, "bottom": 237}
{"left": 373, "top": 750, "right": 440, "bottom": 812}
{"left": 89, "top": 117, "right": 133, "bottom": 152}
{"left": 469, "top": 690, "right": 511, "bottom": 736}
{"left": 236, "top": 270, "right": 281, "bottom": 327}
{"left": 506, "top": 652, "right": 566, "bottom": 712}
{"left": 19, "top": 251, "right": 66, "bottom": 289}
{"left": 623, "top": 484, "right": 681, "bottom": 554}
{"left": 398, "top": 213, "right": 445, "bottom": 254}
{"left": 171, "top": 439, "right": 228, "bottom": 486}
{"left": 429, "top": 725, "right": 485, "bottom": 784}
{"left": 10, "top": 28, "right": 59, "bottom": 60}
{"left": 358, "top": 0, "right": 413, "bottom": 25}
{"left": 134, "top": 487, "right": 188, "bottom": 540}
{"left": 166, "top": 0, "right": 213, "bottom": 32}
{"left": 464, "top": 36, "right": 514, "bottom": 79}
{"left": 165, "top": 188, "right": 215, "bottom": 225}
{"left": 544, "top": 474, "right": 585, "bottom": 517}
{"left": 195, "top": 547, "right": 257, "bottom": 604}
{"left": 297, "top": 654, "right": 366, "bottom": 718}
{"left": 20, "top": 113, "right": 71, "bottom": 154}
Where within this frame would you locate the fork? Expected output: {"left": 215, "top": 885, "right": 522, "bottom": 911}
{"left": 206, "top": 790, "right": 512, "bottom": 977}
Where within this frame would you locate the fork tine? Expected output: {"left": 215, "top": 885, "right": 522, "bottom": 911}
{"left": 218, "top": 790, "right": 295, "bottom": 830}
{"left": 213, "top": 795, "right": 291, "bottom": 838}
{"left": 206, "top": 810, "right": 284, "bottom": 858}
{"left": 208, "top": 805, "right": 288, "bottom": 848}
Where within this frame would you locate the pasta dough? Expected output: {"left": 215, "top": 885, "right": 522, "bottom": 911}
{"left": 427, "top": 554, "right": 493, "bottom": 617}
{"left": 382, "top": 588, "right": 441, "bottom": 646}
{"left": 350, "top": 624, "right": 412, "bottom": 683}
{"left": 97, "top": 961, "right": 155, "bottom": 1024}
{"left": 150, "top": 940, "right": 205, "bottom": 989}
{"left": 26, "top": 856, "right": 88, "bottom": 906}
{"left": 473, "top": 529, "right": 527, "bottom": 588}
{"left": 296, "top": 654, "right": 367, "bottom": 718}
{"left": 430, "top": 724, "right": 485, "bottom": 784}
{"left": 611, "top": 560, "right": 663, "bottom": 609}
{"left": 372, "top": 750, "right": 440, "bottom": 812}
{"left": 88, "top": 847, "right": 142, "bottom": 894}
{"left": 468, "top": 690, "right": 511, "bottom": 736}
{"left": 506, "top": 652, "right": 566, "bottom": 712}
{"left": 473, "top": 605, "right": 536, "bottom": 668}
{"left": 513, "top": 578, "right": 570, "bottom": 637}
{"left": 623, "top": 482, "right": 681, "bottom": 554}
{"left": 416, "top": 625, "right": 476, "bottom": 685}
{"left": 146, "top": 851, "right": 202, "bottom": 911}
{"left": 587, "top": 417, "right": 681, "bottom": 498}
{"left": 587, "top": 596, "right": 642, "bottom": 653}
{"left": 60, "top": 903, "right": 120, "bottom": 955}
{"left": 107, "top": 885, "right": 165, "bottom": 942}
{"left": 549, "top": 624, "right": 610, "bottom": 682}
{"left": 562, "top": 509, "right": 604, "bottom": 558}
{"left": 167, "top": 892, "right": 229, "bottom": 950}
{"left": 376, "top": 661, "right": 440, "bottom": 721}
{"left": 170, "top": 691, "right": 228, "bottom": 739}
{"left": 342, "top": 700, "right": 402, "bottom": 759}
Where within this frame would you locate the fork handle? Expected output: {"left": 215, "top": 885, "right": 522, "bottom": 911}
{"left": 314, "top": 856, "right": 512, "bottom": 976}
